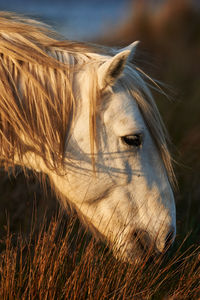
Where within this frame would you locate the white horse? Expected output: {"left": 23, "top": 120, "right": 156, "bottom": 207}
{"left": 0, "top": 12, "right": 176, "bottom": 263}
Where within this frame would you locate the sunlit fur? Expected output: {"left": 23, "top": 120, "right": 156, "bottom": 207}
{"left": 0, "top": 12, "right": 176, "bottom": 262}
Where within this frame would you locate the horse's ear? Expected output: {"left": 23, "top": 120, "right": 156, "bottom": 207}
{"left": 98, "top": 41, "right": 139, "bottom": 90}
{"left": 119, "top": 41, "right": 139, "bottom": 63}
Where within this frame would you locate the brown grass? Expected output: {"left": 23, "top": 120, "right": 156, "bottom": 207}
{"left": 0, "top": 211, "right": 199, "bottom": 300}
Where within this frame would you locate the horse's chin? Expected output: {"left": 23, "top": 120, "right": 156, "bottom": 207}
{"left": 114, "top": 248, "right": 144, "bottom": 265}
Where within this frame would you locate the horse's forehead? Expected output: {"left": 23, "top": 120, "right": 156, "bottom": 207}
{"left": 104, "top": 89, "right": 146, "bottom": 135}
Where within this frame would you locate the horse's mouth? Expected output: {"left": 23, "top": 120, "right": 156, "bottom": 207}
{"left": 113, "top": 230, "right": 165, "bottom": 264}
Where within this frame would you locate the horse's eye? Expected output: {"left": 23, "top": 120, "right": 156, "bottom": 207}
{"left": 121, "top": 134, "right": 142, "bottom": 147}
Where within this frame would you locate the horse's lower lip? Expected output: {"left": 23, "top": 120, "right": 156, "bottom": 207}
{"left": 114, "top": 243, "right": 147, "bottom": 264}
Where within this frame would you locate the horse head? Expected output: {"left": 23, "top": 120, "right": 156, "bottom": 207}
{"left": 49, "top": 42, "right": 176, "bottom": 263}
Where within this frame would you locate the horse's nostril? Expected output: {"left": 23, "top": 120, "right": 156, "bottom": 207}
{"left": 164, "top": 228, "right": 175, "bottom": 251}
{"left": 132, "top": 230, "right": 151, "bottom": 252}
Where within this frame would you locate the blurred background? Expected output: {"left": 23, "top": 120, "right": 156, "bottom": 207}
{"left": 0, "top": 0, "right": 199, "bottom": 246}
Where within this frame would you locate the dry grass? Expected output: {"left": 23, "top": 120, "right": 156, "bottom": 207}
{"left": 0, "top": 211, "right": 199, "bottom": 300}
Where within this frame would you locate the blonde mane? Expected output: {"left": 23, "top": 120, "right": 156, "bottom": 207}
{"left": 0, "top": 12, "right": 175, "bottom": 186}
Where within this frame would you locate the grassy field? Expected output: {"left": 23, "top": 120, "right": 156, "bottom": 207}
{"left": 0, "top": 0, "right": 200, "bottom": 299}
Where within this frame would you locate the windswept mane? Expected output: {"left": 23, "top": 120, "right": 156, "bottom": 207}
{"left": 0, "top": 12, "right": 175, "bottom": 186}
{"left": 0, "top": 12, "right": 102, "bottom": 171}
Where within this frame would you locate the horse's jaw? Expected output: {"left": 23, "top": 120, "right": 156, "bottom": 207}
{"left": 48, "top": 166, "right": 175, "bottom": 264}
